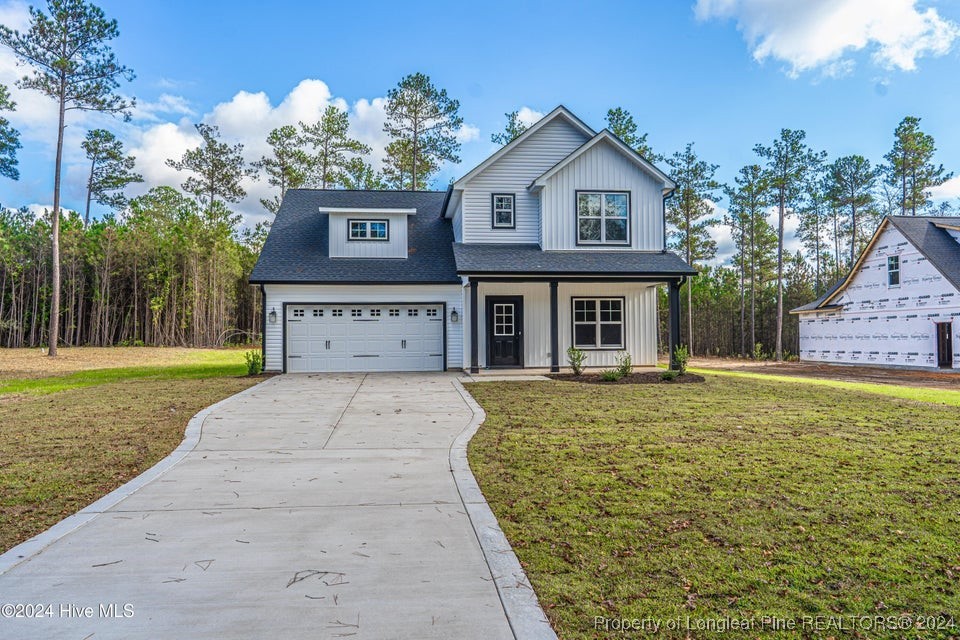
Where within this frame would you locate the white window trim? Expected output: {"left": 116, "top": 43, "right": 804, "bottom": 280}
{"left": 576, "top": 191, "right": 630, "bottom": 245}
{"left": 491, "top": 193, "right": 515, "bottom": 229}
{"left": 348, "top": 218, "right": 389, "bottom": 241}
{"left": 571, "top": 297, "right": 625, "bottom": 350}
{"left": 887, "top": 255, "right": 900, "bottom": 288}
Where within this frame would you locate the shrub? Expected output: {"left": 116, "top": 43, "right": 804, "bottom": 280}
{"left": 118, "top": 338, "right": 145, "bottom": 347}
{"left": 752, "top": 342, "right": 766, "bottom": 361}
{"left": 673, "top": 345, "right": 689, "bottom": 375}
{"left": 244, "top": 350, "right": 263, "bottom": 376}
{"left": 566, "top": 346, "right": 587, "bottom": 376}
{"left": 615, "top": 351, "right": 632, "bottom": 377}
{"left": 660, "top": 370, "right": 679, "bottom": 381}
{"left": 599, "top": 369, "right": 623, "bottom": 382}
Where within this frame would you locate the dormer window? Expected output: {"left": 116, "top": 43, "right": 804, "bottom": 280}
{"left": 348, "top": 219, "right": 389, "bottom": 241}
{"left": 887, "top": 255, "right": 900, "bottom": 287}
{"left": 576, "top": 191, "right": 629, "bottom": 245}
{"left": 491, "top": 194, "right": 515, "bottom": 229}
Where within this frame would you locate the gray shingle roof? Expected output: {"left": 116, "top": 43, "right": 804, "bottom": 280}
{"left": 791, "top": 215, "right": 960, "bottom": 313}
{"left": 249, "top": 189, "right": 459, "bottom": 284}
{"left": 453, "top": 243, "right": 696, "bottom": 276}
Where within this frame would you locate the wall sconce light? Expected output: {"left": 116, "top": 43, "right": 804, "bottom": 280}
{"left": 450, "top": 307, "right": 459, "bottom": 323}
{"left": 268, "top": 307, "right": 277, "bottom": 324}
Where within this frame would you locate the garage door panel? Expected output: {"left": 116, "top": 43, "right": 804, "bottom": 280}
{"left": 285, "top": 304, "right": 444, "bottom": 373}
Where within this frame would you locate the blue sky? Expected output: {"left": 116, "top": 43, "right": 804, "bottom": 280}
{"left": 0, "top": 0, "right": 958, "bottom": 262}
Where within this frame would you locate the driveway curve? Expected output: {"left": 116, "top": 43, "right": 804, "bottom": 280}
{"left": 0, "top": 373, "right": 514, "bottom": 639}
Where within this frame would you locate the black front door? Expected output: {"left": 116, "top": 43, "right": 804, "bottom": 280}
{"left": 937, "top": 322, "right": 953, "bottom": 368}
{"left": 486, "top": 296, "right": 523, "bottom": 367}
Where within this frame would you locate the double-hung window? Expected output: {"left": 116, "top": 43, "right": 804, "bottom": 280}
{"left": 572, "top": 298, "right": 624, "bottom": 349}
{"left": 577, "top": 191, "right": 629, "bottom": 244}
{"left": 887, "top": 255, "right": 900, "bottom": 287}
{"left": 348, "top": 219, "right": 389, "bottom": 241}
{"left": 492, "top": 194, "right": 515, "bottom": 228}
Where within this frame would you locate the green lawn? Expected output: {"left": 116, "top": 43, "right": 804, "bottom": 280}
{"left": 0, "top": 347, "right": 262, "bottom": 552}
{"left": 466, "top": 375, "right": 960, "bottom": 639}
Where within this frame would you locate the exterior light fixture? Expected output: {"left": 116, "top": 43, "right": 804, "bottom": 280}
{"left": 268, "top": 307, "right": 278, "bottom": 324}
{"left": 450, "top": 307, "right": 459, "bottom": 323}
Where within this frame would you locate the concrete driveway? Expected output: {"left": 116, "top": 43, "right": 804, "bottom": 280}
{"left": 0, "top": 373, "right": 515, "bottom": 639}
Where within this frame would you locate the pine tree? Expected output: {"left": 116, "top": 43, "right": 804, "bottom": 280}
{"left": 725, "top": 164, "right": 769, "bottom": 356}
{"left": 167, "top": 123, "right": 257, "bottom": 214}
{"left": 341, "top": 157, "right": 387, "bottom": 190}
{"left": 299, "top": 105, "right": 369, "bottom": 189}
{"left": 666, "top": 143, "right": 722, "bottom": 355}
{"left": 827, "top": 155, "right": 877, "bottom": 265}
{"left": 491, "top": 111, "right": 529, "bottom": 145}
{"left": 383, "top": 73, "right": 462, "bottom": 190}
{"left": 0, "top": 0, "right": 135, "bottom": 356}
{"left": 0, "top": 84, "right": 20, "bottom": 180}
{"left": 605, "top": 107, "right": 659, "bottom": 161}
{"left": 884, "top": 116, "right": 953, "bottom": 215}
{"left": 253, "top": 125, "right": 310, "bottom": 215}
{"left": 81, "top": 129, "right": 143, "bottom": 225}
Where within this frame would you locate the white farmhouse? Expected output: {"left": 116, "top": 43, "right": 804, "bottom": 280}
{"left": 792, "top": 216, "right": 959, "bottom": 370}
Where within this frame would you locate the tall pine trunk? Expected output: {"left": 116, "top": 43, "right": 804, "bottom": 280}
{"left": 775, "top": 191, "right": 785, "bottom": 362}
{"left": 48, "top": 80, "right": 67, "bottom": 357}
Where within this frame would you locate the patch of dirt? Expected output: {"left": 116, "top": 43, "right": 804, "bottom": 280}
{"left": 692, "top": 358, "right": 959, "bottom": 391}
{"left": 549, "top": 371, "right": 705, "bottom": 385}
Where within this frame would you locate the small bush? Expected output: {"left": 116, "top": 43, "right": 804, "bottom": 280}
{"left": 566, "top": 346, "right": 587, "bottom": 376}
{"left": 615, "top": 351, "right": 632, "bottom": 377}
{"left": 752, "top": 342, "right": 766, "bottom": 361}
{"left": 599, "top": 369, "right": 623, "bottom": 382}
{"left": 118, "top": 338, "right": 146, "bottom": 347}
{"left": 673, "top": 345, "right": 689, "bottom": 375}
{"left": 244, "top": 350, "right": 263, "bottom": 376}
{"left": 660, "top": 370, "right": 679, "bottom": 381}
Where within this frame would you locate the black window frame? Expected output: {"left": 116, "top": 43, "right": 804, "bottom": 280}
{"left": 570, "top": 297, "right": 625, "bottom": 350}
{"left": 347, "top": 218, "right": 390, "bottom": 241}
{"left": 575, "top": 190, "right": 631, "bottom": 246}
{"left": 491, "top": 193, "right": 516, "bottom": 229}
{"left": 887, "top": 255, "right": 900, "bottom": 287}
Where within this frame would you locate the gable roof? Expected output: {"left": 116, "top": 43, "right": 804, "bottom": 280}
{"left": 451, "top": 105, "right": 595, "bottom": 190}
{"left": 249, "top": 189, "right": 459, "bottom": 284}
{"left": 529, "top": 129, "right": 676, "bottom": 193}
{"left": 791, "top": 215, "right": 960, "bottom": 313}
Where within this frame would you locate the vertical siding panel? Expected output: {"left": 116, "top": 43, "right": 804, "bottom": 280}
{"left": 328, "top": 213, "right": 408, "bottom": 258}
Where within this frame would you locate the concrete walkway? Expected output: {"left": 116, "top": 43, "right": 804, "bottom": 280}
{"left": 0, "top": 373, "right": 515, "bottom": 639}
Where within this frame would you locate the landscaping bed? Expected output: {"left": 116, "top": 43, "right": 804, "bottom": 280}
{"left": 549, "top": 371, "right": 704, "bottom": 384}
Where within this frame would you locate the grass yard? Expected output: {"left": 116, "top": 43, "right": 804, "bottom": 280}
{"left": 466, "top": 376, "right": 960, "bottom": 639}
{"left": 0, "top": 347, "right": 262, "bottom": 552}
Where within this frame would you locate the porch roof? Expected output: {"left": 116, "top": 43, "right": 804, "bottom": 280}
{"left": 452, "top": 243, "right": 696, "bottom": 278}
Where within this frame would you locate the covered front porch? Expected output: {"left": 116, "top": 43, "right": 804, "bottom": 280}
{"left": 463, "top": 276, "right": 686, "bottom": 373}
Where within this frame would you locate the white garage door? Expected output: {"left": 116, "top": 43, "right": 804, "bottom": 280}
{"left": 285, "top": 304, "right": 445, "bottom": 372}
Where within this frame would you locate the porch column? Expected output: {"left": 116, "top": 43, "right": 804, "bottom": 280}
{"left": 668, "top": 278, "right": 682, "bottom": 370}
{"left": 469, "top": 279, "right": 479, "bottom": 373}
{"left": 549, "top": 280, "right": 559, "bottom": 373}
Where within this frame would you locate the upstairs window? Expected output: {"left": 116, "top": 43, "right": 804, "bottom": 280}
{"left": 348, "top": 219, "right": 389, "bottom": 241}
{"left": 491, "top": 194, "right": 515, "bottom": 229}
{"left": 887, "top": 255, "right": 900, "bottom": 287}
{"left": 577, "top": 191, "right": 629, "bottom": 245}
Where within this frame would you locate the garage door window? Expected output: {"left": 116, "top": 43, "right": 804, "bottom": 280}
{"left": 332, "top": 309, "right": 343, "bottom": 317}
{"left": 312, "top": 309, "right": 323, "bottom": 317}
{"left": 351, "top": 309, "right": 362, "bottom": 317}
{"left": 370, "top": 309, "right": 381, "bottom": 317}
{"left": 426, "top": 308, "right": 438, "bottom": 317}
{"left": 389, "top": 309, "right": 400, "bottom": 317}
{"left": 293, "top": 308, "right": 304, "bottom": 318}
{"left": 408, "top": 309, "right": 419, "bottom": 317}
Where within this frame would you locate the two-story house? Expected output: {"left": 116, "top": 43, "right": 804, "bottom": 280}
{"left": 249, "top": 106, "right": 696, "bottom": 373}
{"left": 792, "top": 215, "right": 959, "bottom": 370}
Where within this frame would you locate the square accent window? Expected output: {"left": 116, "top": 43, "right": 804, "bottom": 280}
{"left": 351, "top": 309, "right": 362, "bottom": 317}
{"left": 408, "top": 308, "right": 419, "bottom": 317}
{"left": 426, "top": 308, "right": 438, "bottom": 317}
{"left": 292, "top": 308, "right": 304, "bottom": 318}
{"left": 577, "top": 191, "right": 629, "bottom": 245}
{"left": 389, "top": 309, "right": 400, "bottom": 317}
{"left": 887, "top": 255, "right": 900, "bottom": 287}
{"left": 572, "top": 298, "right": 624, "bottom": 349}
{"left": 331, "top": 309, "right": 343, "bottom": 317}
{"left": 491, "top": 194, "right": 515, "bottom": 228}
{"left": 370, "top": 308, "right": 381, "bottom": 317}
{"left": 312, "top": 309, "right": 323, "bottom": 317}
{"left": 348, "top": 219, "right": 389, "bottom": 241}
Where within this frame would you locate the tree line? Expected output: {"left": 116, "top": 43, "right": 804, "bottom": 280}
{"left": 0, "top": 0, "right": 954, "bottom": 358}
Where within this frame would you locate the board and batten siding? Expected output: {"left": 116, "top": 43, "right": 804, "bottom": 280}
{"left": 328, "top": 213, "right": 408, "bottom": 258}
{"left": 262, "top": 284, "right": 464, "bottom": 371}
{"left": 798, "top": 224, "right": 960, "bottom": 369}
{"left": 461, "top": 117, "right": 589, "bottom": 244}
{"left": 465, "top": 281, "right": 659, "bottom": 368}
{"left": 540, "top": 141, "right": 665, "bottom": 251}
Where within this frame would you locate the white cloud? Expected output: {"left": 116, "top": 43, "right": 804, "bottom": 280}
{"left": 930, "top": 175, "right": 960, "bottom": 201}
{"left": 695, "top": 0, "right": 959, "bottom": 77}
{"left": 131, "top": 94, "right": 196, "bottom": 122}
{"left": 456, "top": 124, "right": 480, "bottom": 143}
{"left": 516, "top": 106, "right": 545, "bottom": 128}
